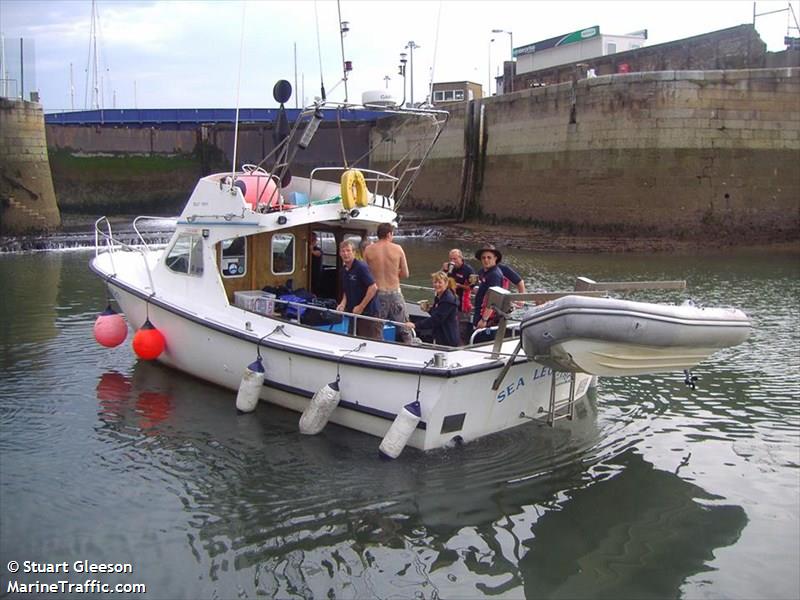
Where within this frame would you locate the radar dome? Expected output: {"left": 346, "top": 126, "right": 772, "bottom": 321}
{"left": 361, "top": 90, "right": 397, "bottom": 107}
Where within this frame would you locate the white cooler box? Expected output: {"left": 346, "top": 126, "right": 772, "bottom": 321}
{"left": 233, "top": 290, "right": 276, "bottom": 316}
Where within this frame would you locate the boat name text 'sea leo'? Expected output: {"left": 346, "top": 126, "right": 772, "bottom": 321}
{"left": 496, "top": 368, "right": 575, "bottom": 403}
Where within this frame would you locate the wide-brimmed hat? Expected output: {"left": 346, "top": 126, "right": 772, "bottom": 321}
{"left": 475, "top": 244, "right": 502, "bottom": 263}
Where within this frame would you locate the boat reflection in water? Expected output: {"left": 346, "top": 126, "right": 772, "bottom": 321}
{"left": 96, "top": 368, "right": 173, "bottom": 432}
{"left": 90, "top": 367, "right": 746, "bottom": 597}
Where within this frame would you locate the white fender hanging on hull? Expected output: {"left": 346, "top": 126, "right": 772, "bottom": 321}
{"left": 379, "top": 400, "right": 421, "bottom": 459}
{"left": 236, "top": 357, "right": 265, "bottom": 413}
{"left": 299, "top": 379, "right": 341, "bottom": 435}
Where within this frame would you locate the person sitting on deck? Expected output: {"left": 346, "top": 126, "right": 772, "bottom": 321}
{"left": 405, "top": 271, "right": 460, "bottom": 347}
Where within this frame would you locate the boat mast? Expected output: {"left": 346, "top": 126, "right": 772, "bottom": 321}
{"left": 84, "top": 0, "right": 100, "bottom": 110}
{"left": 337, "top": 0, "right": 348, "bottom": 102}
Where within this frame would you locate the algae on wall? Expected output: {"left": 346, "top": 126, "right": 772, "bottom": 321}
{"left": 48, "top": 149, "right": 203, "bottom": 215}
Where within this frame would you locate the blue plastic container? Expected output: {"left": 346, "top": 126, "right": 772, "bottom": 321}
{"left": 383, "top": 323, "right": 396, "bottom": 341}
{"left": 279, "top": 294, "right": 307, "bottom": 319}
{"left": 313, "top": 316, "right": 350, "bottom": 334}
{"left": 287, "top": 191, "right": 309, "bottom": 206}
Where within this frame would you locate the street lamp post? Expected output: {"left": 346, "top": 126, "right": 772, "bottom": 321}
{"left": 405, "top": 41, "right": 420, "bottom": 106}
{"left": 487, "top": 37, "right": 495, "bottom": 96}
{"left": 398, "top": 52, "right": 407, "bottom": 106}
{"left": 491, "top": 29, "right": 513, "bottom": 93}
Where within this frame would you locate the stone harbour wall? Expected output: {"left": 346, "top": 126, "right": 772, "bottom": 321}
{"left": 0, "top": 99, "right": 61, "bottom": 234}
{"left": 384, "top": 68, "right": 800, "bottom": 240}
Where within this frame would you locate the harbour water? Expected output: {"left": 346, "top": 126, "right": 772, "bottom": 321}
{"left": 1, "top": 241, "right": 798, "bottom": 599}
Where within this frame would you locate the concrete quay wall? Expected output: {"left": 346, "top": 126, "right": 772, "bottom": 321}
{"left": 389, "top": 68, "right": 800, "bottom": 239}
{"left": 45, "top": 122, "right": 371, "bottom": 214}
{"left": 0, "top": 99, "right": 61, "bottom": 234}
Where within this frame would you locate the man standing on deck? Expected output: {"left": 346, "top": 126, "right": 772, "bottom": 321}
{"left": 499, "top": 263, "right": 526, "bottom": 293}
{"left": 336, "top": 240, "right": 382, "bottom": 340}
{"left": 473, "top": 244, "right": 505, "bottom": 331}
{"left": 364, "top": 223, "right": 412, "bottom": 343}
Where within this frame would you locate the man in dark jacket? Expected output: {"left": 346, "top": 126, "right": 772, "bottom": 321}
{"left": 336, "top": 240, "right": 382, "bottom": 339}
{"left": 473, "top": 244, "right": 505, "bottom": 329}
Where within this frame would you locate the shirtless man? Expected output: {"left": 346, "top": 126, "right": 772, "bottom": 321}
{"left": 363, "top": 223, "right": 412, "bottom": 343}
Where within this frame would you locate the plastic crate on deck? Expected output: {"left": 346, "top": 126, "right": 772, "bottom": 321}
{"left": 279, "top": 294, "right": 308, "bottom": 319}
{"left": 233, "top": 291, "right": 275, "bottom": 315}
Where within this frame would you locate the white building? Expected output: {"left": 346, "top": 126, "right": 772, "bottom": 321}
{"left": 514, "top": 26, "right": 647, "bottom": 74}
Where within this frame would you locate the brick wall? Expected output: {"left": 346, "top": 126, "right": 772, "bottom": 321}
{"left": 0, "top": 99, "right": 61, "bottom": 233}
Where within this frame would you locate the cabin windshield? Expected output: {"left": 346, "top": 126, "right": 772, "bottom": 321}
{"left": 165, "top": 233, "right": 204, "bottom": 276}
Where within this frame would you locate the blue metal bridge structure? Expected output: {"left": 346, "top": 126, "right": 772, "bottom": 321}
{"left": 45, "top": 108, "right": 388, "bottom": 127}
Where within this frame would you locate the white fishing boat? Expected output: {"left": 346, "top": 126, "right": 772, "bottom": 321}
{"left": 90, "top": 89, "right": 751, "bottom": 458}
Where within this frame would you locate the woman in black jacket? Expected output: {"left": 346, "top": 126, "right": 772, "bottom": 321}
{"left": 406, "top": 271, "right": 460, "bottom": 347}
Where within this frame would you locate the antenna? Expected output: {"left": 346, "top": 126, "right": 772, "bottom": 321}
{"left": 230, "top": 1, "right": 247, "bottom": 180}
{"left": 314, "top": 0, "right": 326, "bottom": 101}
{"left": 428, "top": 1, "right": 443, "bottom": 106}
{"left": 337, "top": 0, "right": 349, "bottom": 102}
{"left": 293, "top": 42, "right": 298, "bottom": 109}
{"left": 1, "top": 33, "right": 7, "bottom": 98}
{"left": 69, "top": 62, "right": 75, "bottom": 110}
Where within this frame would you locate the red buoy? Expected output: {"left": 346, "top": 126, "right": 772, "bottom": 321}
{"left": 132, "top": 319, "right": 165, "bottom": 360}
{"left": 93, "top": 305, "right": 128, "bottom": 348}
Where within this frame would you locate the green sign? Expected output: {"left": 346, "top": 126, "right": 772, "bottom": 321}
{"left": 514, "top": 26, "right": 600, "bottom": 57}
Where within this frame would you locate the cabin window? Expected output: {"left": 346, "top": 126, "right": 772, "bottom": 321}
{"left": 606, "top": 42, "right": 617, "bottom": 54}
{"left": 271, "top": 233, "right": 295, "bottom": 275}
{"left": 434, "top": 91, "right": 444, "bottom": 102}
{"left": 165, "top": 233, "right": 204, "bottom": 276}
{"left": 454, "top": 90, "right": 464, "bottom": 100}
{"left": 343, "top": 232, "right": 369, "bottom": 258}
{"left": 220, "top": 236, "right": 247, "bottom": 278}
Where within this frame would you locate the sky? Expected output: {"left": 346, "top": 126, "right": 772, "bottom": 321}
{"left": 1, "top": 0, "right": 797, "bottom": 112}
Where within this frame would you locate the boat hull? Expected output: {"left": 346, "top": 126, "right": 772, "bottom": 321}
{"left": 105, "top": 278, "right": 593, "bottom": 452}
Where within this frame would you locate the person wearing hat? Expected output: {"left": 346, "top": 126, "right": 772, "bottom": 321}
{"left": 472, "top": 244, "right": 505, "bottom": 330}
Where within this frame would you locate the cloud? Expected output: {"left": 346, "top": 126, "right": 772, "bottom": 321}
{"left": 1, "top": 0, "right": 790, "bottom": 111}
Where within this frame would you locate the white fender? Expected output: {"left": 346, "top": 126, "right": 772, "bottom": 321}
{"left": 236, "top": 357, "right": 265, "bottom": 413}
{"left": 299, "top": 380, "right": 341, "bottom": 435}
{"left": 378, "top": 400, "right": 421, "bottom": 459}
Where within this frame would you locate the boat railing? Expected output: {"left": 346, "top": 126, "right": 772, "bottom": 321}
{"left": 308, "top": 167, "right": 399, "bottom": 209}
{"left": 268, "top": 297, "right": 421, "bottom": 344}
{"left": 132, "top": 215, "right": 172, "bottom": 252}
{"left": 94, "top": 216, "right": 158, "bottom": 294}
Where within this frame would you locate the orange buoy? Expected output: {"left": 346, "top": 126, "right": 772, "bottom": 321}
{"left": 93, "top": 305, "right": 128, "bottom": 348}
{"left": 132, "top": 319, "right": 165, "bottom": 360}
